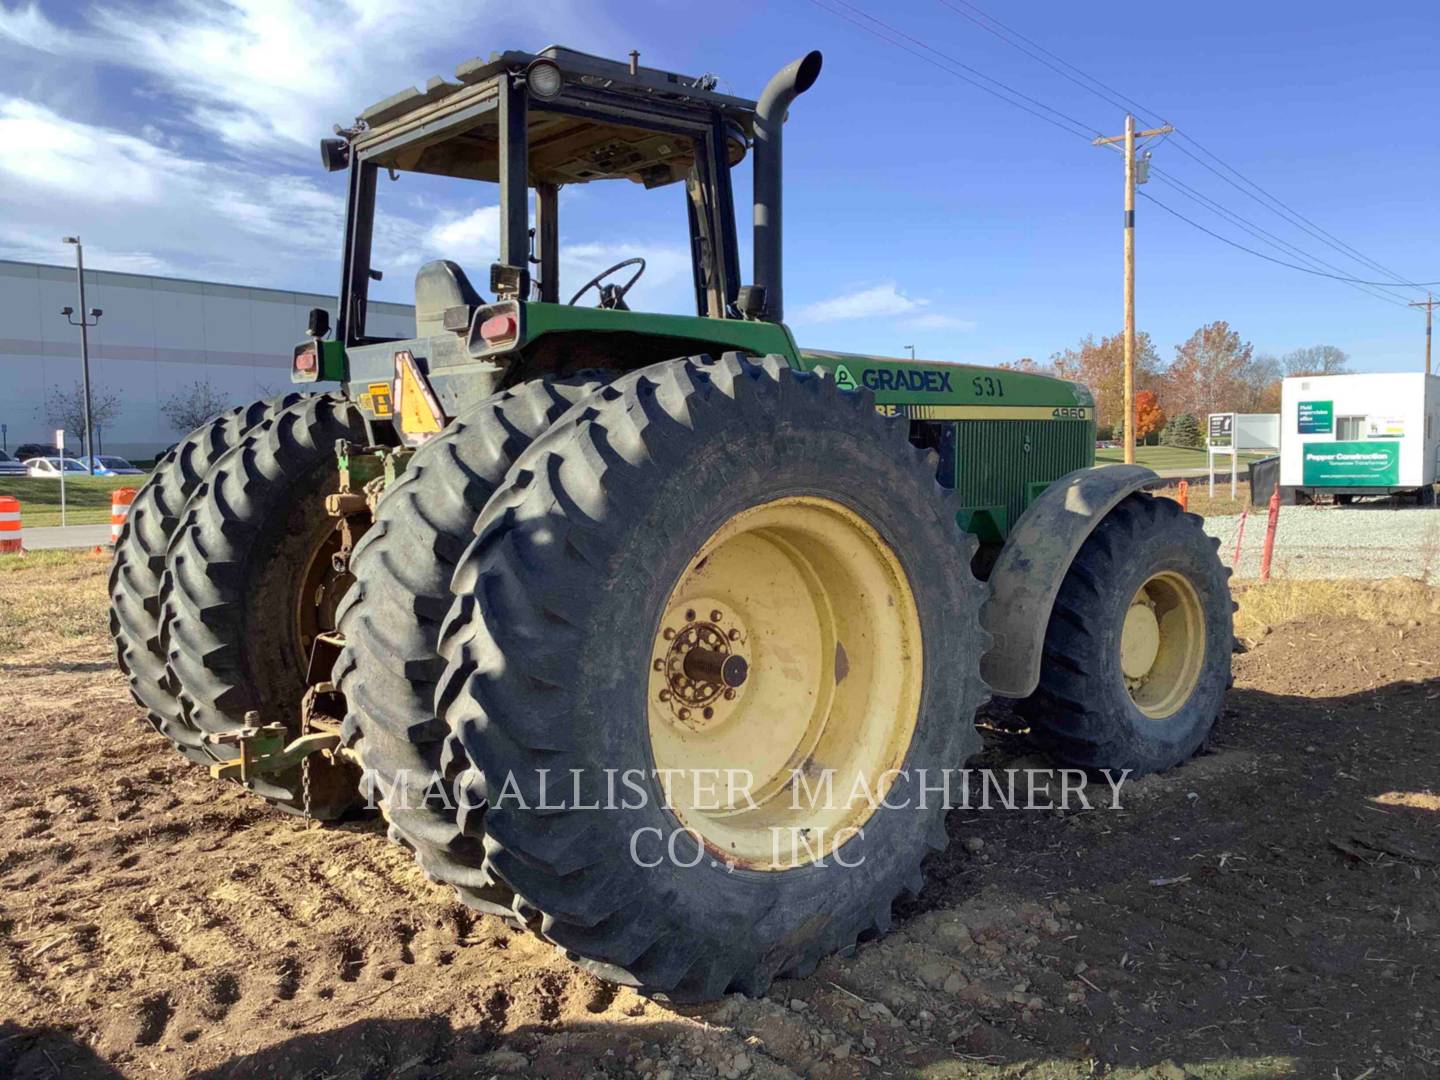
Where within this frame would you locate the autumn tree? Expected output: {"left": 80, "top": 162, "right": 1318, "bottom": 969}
{"left": 1049, "top": 331, "right": 1162, "bottom": 433}
{"left": 1164, "top": 321, "right": 1253, "bottom": 420}
{"left": 160, "top": 380, "right": 229, "bottom": 434}
{"left": 1282, "top": 344, "right": 1350, "bottom": 377}
{"left": 1134, "top": 390, "right": 1166, "bottom": 443}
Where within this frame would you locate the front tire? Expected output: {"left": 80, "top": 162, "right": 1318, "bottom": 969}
{"left": 1018, "top": 493, "right": 1232, "bottom": 776}
{"left": 436, "top": 353, "right": 988, "bottom": 1000}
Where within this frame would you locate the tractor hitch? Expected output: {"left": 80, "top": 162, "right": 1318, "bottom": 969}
{"left": 204, "top": 712, "right": 343, "bottom": 783}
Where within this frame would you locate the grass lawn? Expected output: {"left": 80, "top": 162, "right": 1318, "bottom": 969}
{"left": 1095, "top": 445, "right": 1269, "bottom": 471}
{"left": 0, "top": 474, "right": 148, "bottom": 527}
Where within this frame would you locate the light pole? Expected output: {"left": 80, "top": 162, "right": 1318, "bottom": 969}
{"left": 61, "top": 236, "right": 102, "bottom": 475}
{"left": 905, "top": 344, "right": 915, "bottom": 360}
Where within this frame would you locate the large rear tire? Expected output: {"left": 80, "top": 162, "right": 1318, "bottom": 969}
{"left": 1018, "top": 493, "right": 1232, "bottom": 776}
{"left": 109, "top": 395, "right": 301, "bottom": 762}
{"left": 160, "top": 393, "right": 368, "bottom": 818}
{"left": 335, "top": 374, "right": 607, "bottom": 910}
{"left": 436, "top": 353, "right": 988, "bottom": 1000}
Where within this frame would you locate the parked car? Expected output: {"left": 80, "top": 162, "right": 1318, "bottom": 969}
{"left": 12, "top": 443, "right": 52, "bottom": 462}
{"left": 26, "top": 457, "right": 90, "bottom": 477}
{"left": 80, "top": 455, "right": 144, "bottom": 476}
{"left": 0, "top": 449, "right": 27, "bottom": 477}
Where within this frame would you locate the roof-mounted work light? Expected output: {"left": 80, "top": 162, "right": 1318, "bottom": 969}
{"left": 526, "top": 58, "right": 563, "bottom": 100}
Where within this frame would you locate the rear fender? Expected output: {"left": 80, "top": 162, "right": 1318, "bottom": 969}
{"left": 979, "top": 464, "right": 1158, "bottom": 697}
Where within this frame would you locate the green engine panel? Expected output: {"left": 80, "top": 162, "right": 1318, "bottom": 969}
{"left": 798, "top": 350, "right": 1096, "bottom": 540}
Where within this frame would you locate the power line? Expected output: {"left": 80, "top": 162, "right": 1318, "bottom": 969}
{"left": 929, "top": 0, "right": 1431, "bottom": 296}
{"left": 933, "top": 0, "right": 1168, "bottom": 127}
{"left": 808, "top": 0, "right": 1440, "bottom": 305}
{"left": 1136, "top": 192, "right": 1438, "bottom": 296}
{"left": 806, "top": 0, "right": 1100, "bottom": 140}
{"left": 1145, "top": 167, "right": 1422, "bottom": 307}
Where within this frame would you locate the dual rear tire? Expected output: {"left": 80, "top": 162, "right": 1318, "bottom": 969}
{"left": 111, "top": 393, "right": 367, "bottom": 817}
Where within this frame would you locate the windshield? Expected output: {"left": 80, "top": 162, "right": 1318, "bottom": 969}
{"left": 98, "top": 457, "right": 131, "bottom": 468}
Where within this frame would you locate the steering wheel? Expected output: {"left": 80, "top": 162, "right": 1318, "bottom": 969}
{"left": 568, "top": 257, "right": 646, "bottom": 310}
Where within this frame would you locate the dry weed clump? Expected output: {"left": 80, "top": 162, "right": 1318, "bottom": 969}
{"left": 1233, "top": 576, "right": 1440, "bottom": 640}
{"left": 0, "top": 549, "right": 111, "bottom": 657}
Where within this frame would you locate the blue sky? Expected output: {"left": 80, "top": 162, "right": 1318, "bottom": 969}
{"left": 1, "top": 1, "right": 1436, "bottom": 372}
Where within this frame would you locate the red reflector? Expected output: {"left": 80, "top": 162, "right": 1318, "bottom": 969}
{"left": 295, "top": 346, "right": 317, "bottom": 371}
{"left": 479, "top": 314, "right": 517, "bottom": 345}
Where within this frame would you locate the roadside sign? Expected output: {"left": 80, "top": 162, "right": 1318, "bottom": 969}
{"left": 1208, "top": 414, "right": 1234, "bottom": 447}
{"left": 54, "top": 428, "right": 66, "bottom": 527}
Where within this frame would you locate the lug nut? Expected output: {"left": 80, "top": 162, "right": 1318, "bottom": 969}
{"left": 703, "top": 707, "right": 714, "bottom": 720}
{"left": 710, "top": 610, "right": 723, "bottom": 622}
{"left": 658, "top": 689, "right": 671, "bottom": 702}
{"left": 653, "top": 659, "right": 664, "bottom": 671}
{"left": 723, "top": 688, "right": 737, "bottom": 700}
{"left": 685, "top": 608, "right": 696, "bottom": 622}
{"left": 728, "top": 629, "right": 740, "bottom": 641}
{"left": 678, "top": 707, "right": 691, "bottom": 721}
{"left": 663, "top": 627, "right": 676, "bottom": 640}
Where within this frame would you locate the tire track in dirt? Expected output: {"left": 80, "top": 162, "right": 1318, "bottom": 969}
{"left": 3, "top": 560, "right": 1439, "bottom": 1079}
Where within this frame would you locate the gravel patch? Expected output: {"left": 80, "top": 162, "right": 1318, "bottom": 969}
{"left": 1204, "top": 503, "right": 1440, "bottom": 582}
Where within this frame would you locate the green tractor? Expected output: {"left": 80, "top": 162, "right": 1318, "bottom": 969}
{"left": 110, "top": 46, "right": 1231, "bottom": 999}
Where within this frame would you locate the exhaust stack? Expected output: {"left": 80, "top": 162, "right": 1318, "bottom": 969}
{"left": 752, "top": 50, "right": 822, "bottom": 324}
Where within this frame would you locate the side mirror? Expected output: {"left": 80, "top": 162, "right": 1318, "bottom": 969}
{"left": 307, "top": 307, "right": 331, "bottom": 339}
{"left": 320, "top": 138, "right": 350, "bottom": 172}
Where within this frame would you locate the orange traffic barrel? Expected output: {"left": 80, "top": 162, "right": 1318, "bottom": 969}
{"left": 0, "top": 495, "right": 21, "bottom": 554}
{"left": 110, "top": 487, "right": 138, "bottom": 545}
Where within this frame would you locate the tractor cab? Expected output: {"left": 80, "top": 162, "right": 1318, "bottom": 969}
{"left": 303, "top": 46, "right": 823, "bottom": 427}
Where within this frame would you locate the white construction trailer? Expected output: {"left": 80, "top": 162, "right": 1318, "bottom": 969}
{"left": 1279, "top": 372, "right": 1440, "bottom": 504}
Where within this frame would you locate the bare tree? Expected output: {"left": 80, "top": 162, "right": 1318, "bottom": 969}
{"left": 160, "top": 380, "right": 230, "bottom": 434}
{"left": 1282, "top": 344, "right": 1350, "bottom": 377}
{"left": 39, "top": 381, "right": 123, "bottom": 452}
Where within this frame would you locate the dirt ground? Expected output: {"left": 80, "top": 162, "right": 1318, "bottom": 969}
{"left": 1, "top": 553, "right": 1437, "bottom": 1079}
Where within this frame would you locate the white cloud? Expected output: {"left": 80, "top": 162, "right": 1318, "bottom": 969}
{"left": 909, "top": 311, "right": 978, "bottom": 331}
{"left": 0, "top": 95, "right": 345, "bottom": 284}
{"left": 0, "top": 96, "right": 190, "bottom": 202}
{"left": 793, "top": 283, "right": 975, "bottom": 331}
{"left": 424, "top": 207, "right": 502, "bottom": 263}
{"left": 0, "top": 0, "right": 692, "bottom": 308}
{"left": 0, "top": 1, "right": 602, "bottom": 154}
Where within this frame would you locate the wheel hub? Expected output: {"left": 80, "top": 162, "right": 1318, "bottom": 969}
{"left": 645, "top": 497, "right": 924, "bottom": 871}
{"left": 1121, "top": 570, "right": 1206, "bottom": 720}
{"left": 650, "top": 598, "right": 750, "bottom": 732}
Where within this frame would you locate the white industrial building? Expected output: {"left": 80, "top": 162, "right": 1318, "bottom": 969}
{"left": 0, "top": 259, "right": 414, "bottom": 460}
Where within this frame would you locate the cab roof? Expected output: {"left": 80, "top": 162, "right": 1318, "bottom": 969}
{"left": 350, "top": 46, "right": 754, "bottom": 189}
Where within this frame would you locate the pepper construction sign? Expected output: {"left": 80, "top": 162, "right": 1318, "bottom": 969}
{"left": 1301, "top": 441, "right": 1400, "bottom": 486}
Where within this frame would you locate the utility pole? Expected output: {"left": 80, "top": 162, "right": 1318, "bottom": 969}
{"left": 1094, "top": 116, "right": 1172, "bottom": 464}
{"left": 1410, "top": 293, "right": 1436, "bottom": 375}
{"left": 61, "top": 236, "right": 103, "bottom": 475}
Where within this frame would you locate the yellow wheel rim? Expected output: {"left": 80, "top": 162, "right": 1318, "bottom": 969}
{"left": 647, "top": 496, "right": 923, "bottom": 871}
{"left": 1121, "top": 570, "right": 1205, "bottom": 720}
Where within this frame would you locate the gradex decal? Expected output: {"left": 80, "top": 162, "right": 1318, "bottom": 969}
{"left": 862, "top": 368, "right": 954, "bottom": 392}
{"left": 832, "top": 363, "right": 858, "bottom": 391}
